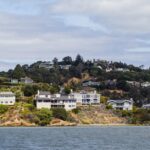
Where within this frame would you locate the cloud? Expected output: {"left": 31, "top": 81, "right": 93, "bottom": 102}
{"left": 0, "top": 0, "right": 149, "bottom": 70}
{"left": 56, "top": 14, "right": 110, "bottom": 33}
{"left": 126, "top": 47, "right": 150, "bottom": 53}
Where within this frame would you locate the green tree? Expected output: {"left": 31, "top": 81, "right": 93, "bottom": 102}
{"left": 36, "top": 108, "right": 52, "bottom": 126}
{"left": 0, "top": 105, "right": 8, "bottom": 114}
{"left": 12, "top": 64, "right": 25, "bottom": 79}
{"left": 74, "top": 54, "right": 84, "bottom": 66}
{"left": 52, "top": 108, "right": 68, "bottom": 120}
{"left": 64, "top": 87, "right": 71, "bottom": 94}
{"left": 62, "top": 56, "right": 72, "bottom": 65}
{"left": 22, "top": 85, "right": 37, "bottom": 97}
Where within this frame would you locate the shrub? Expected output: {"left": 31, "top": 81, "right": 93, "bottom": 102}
{"left": 72, "top": 108, "right": 80, "bottom": 114}
{"left": 35, "top": 108, "right": 52, "bottom": 126}
{"left": 0, "top": 105, "right": 9, "bottom": 114}
{"left": 106, "top": 104, "right": 113, "bottom": 110}
{"left": 52, "top": 108, "right": 68, "bottom": 121}
{"left": 24, "top": 103, "right": 35, "bottom": 111}
{"left": 121, "top": 110, "right": 132, "bottom": 117}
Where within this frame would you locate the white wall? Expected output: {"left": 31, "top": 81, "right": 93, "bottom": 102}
{"left": 0, "top": 96, "right": 16, "bottom": 105}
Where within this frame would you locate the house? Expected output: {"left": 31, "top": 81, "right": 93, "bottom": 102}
{"left": 59, "top": 65, "right": 71, "bottom": 70}
{"left": 71, "top": 91, "right": 100, "bottom": 105}
{"left": 82, "top": 80, "right": 101, "bottom": 87}
{"left": 11, "top": 79, "right": 19, "bottom": 84}
{"left": 126, "top": 81, "right": 141, "bottom": 87}
{"left": 0, "top": 92, "right": 16, "bottom": 105}
{"left": 106, "top": 68, "right": 113, "bottom": 72}
{"left": 141, "top": 82, "right": 150, "bottom": 87}
{"left": 115, "top": 68, "right": 130, "bottom": 72}
{"left": 107, "top": 99, "right": 133, "bottom": 110}
{"left": 35, "top": 91, "right": 76, "bottom": 111}
{"left": 39, "top": 62, "right": 54, "bottom": 70}
{"left": 142, "top": 104, "right": 150, "bottom": 109}
{"left": 20, "top": 77, "right": 33, "bottom": 84}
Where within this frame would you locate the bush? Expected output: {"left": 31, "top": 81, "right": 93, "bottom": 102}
{"left": 22, "top": 85, "right": 38, "bottom": 97}
{"left": 24, "top": 103, "right": 35, "bottom": 111}
{"left": 72, "top": 108, "right": 80, "bottom": 114}
{"left": 52, "top": 108, "right": 68, "bottom": 121}
{"left": 0, "top": 105, "right": 9, "bottom": 114}
{"left": 121, "top": 110, "right": 132, "bottom": 117}
{"left": 35, "top": 108, "right": 52, "bottom": 126}
{"left": 106, "top": 104, "right": 113, "bottom": 110}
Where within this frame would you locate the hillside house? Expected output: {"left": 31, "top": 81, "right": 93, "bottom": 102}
{"left": 11, "top": 79, "right": 19, "bottom": 84}
{"left": 35, "top": 91, "right": 76, "bottom": 111}
{"left": 71, "top": 91, "right": 100, "bottom": 105}
{"left": 0, "top": 92, "right": 16, "bottom": 105}
{"left": 20, "top": 77, "right": 33, "bottom": 84}
{"left": 39, "top": 62, "right": 54, "bottom": 70}
{"left": 142, "top": 104, "right": 150, "bottom": 109}
{"left": 59, "top": 65, "right": 71, "bottom": 70}
{"left": 141, "top": 82, "right": 150, "bottom": 87}
{"left": 82, "top": 80, "right": 101, "bottom": 87}
{"left": 107, "top": 99, "right": 133, "bottom": 110}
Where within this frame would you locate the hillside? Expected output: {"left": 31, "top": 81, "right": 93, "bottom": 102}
{"left": 72, "top": 105, "right": 126, "bottom": 125}
{"left": 0, "top": 103, "right": 127, "bottom": 126}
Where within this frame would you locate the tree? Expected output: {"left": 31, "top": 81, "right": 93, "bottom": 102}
{"left": 22, "top": 85, "right": 37, "bottom": 97}
{"left": 12, "top": 64, "right": 25, "bottom": 79}
{"left": 64, "top": 87, "right": 71, "bottom": 94}
{"left": 62, "top": 56, "right": 72, "bottom": 65}
{"left": 74, "top": 54, "right": 84, "bottom": 65}
{"left": 53, "top": 57, "right": 58, "bottom": 65}
{"left": 36, "top": 108, "right": 52, "bottom": 126}
{"left": 52, "top": 108, "right": 68, "bottom": 120}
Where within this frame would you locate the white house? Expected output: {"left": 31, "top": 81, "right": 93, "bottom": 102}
{"left": 82, "top": 80, "right": 101, "bottom": 87}
{"left": 39, "top": 62, "right": 54, "bottom": 70}
{"left": 35, "top": 91, "right": 76, "bottom": 111}
{"left": 20, "top": 77, "right": 33, "bottom": 84}
{"left": 71, "top": 91, "right": 100, "bottom": 105}
{"left": 107, "top": 99, "right": 133, "bottom": 111}
{"left": 0, "top": 92, "right": 16, "bottom": 105}
{"left": 142, "top": 104, "right": 150, "bottom": 109}
{"left": 59, "top": 65, "right": 71, "bottom": 70}
{"left": 141, "top": 82, "right": 150, "bottom": 87}
{"left": 11, "top": 79, "right": 19, "bottom": 84}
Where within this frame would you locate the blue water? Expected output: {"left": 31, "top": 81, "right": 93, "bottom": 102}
{"left": 0, "top": 126, "right": 150, "bottom": 150}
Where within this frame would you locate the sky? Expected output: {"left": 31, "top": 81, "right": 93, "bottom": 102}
{"left": 0, "top": 0, "right": 150, "bottom": 71}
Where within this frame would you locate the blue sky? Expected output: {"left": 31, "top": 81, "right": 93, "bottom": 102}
{"left": 0, "top": 0, "right": 150, "bottom": 70}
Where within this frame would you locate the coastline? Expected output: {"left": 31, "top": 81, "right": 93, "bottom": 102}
{"left": 0, "top": 123, "right": 148, "bottom": 127}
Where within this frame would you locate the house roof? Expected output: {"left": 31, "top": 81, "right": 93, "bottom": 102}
{"left": 0, "top": 92, "right": 15, "bottom": 97}
{"left": 38, "top": 91, "right": 51, "bottom": 95}
{"left": 108, "top": 99, "right": 133, "bottom": 104}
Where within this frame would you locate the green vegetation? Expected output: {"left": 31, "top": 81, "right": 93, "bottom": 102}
{"left": 106, "top": 104, "right": 113, "bottom": 110}
{"left": 0, "top": 55, "right": 150, "bottom": 126}
{"left": 52, "top": 108, "right": 68, "bottom": 121}
{"left": 35, "top": 108, "right": 52, "bottom": 126}
{"left": 72, "top": 107, "right": 81, "bottom": 114}
{"left": 0, "top": 105, "right": 8, "bottom": 114}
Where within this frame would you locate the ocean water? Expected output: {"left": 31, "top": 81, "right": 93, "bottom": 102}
{"left": 0, "top": 126, "right": 150, "bottom": 150}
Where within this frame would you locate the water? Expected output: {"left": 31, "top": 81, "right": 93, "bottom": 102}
{"left": 0, "top": 126, "right": 150, "bottom": 150}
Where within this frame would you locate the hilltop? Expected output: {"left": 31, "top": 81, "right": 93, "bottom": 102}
{"left": 0, "top": 55, "right": 150, "bottom": 107}
{"left": 0, "top": 55, "right": 150, "bottom": 126}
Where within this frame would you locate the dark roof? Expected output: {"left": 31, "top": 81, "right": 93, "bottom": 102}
{"left": 108, "top": 99, "right": 133, "bottom": 104}
{"left": 36, "top": 95, "right": 76, "bottom": 101}
{"left": 39, "top": 91, "right": 51, "bottom": 95}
